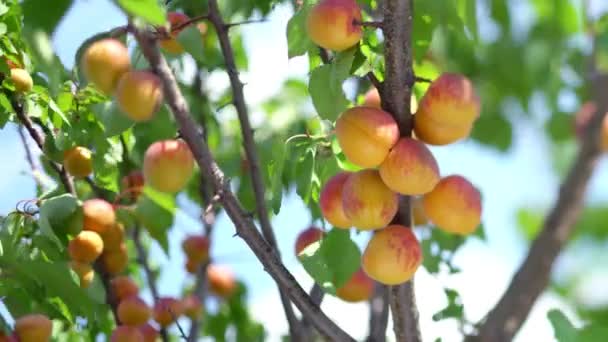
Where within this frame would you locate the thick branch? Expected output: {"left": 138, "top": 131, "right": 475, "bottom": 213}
{"left": 133, "top": 29, "right": 355, "bottom": 342}
{"left": 475, "top": 75, "right": 608, "bottom": 341}
{"left": 367, "top": 283, "right": 389, "bottom": 342}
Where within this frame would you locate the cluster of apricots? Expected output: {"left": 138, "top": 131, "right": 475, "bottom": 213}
{"left": 305, "top": 0, "right": 483, "bottom": 287}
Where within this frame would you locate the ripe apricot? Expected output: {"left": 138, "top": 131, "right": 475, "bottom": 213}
{"left": 81, "top": 38, "right": 130, "bottom": 95}
{"left": 342, "top": 170, "right": 399, "bottom": 230}
{"left": 111, "top": 276, "right": 139, "bottom": 301}
{"left": 82, "top": 198, "right": 116, "bottom": 234}
{"left": 101, "top": 243, "right": 128, "bottom": 275}
{"left": 117, "top": 296, "right": 151, "bottom": 326}
{"left": 363, "top": 87, "right": 418, "bottom": 113}
{"left": 138, "top": 323, "right": 158, "bottom": 342}
{"left": 153, "top": 297, "right": 184, "bottom": 327}
{"left": 294, "top": 226, "right": 324, "bottom": 256}
{"left": 111, "top": 326, "right": 143, "bottom": 342}
{"left": 143, "top": 139, "right": 195, "bottom": 193}
{"left": 10, "top": 68, "right": 33, "bottom": 93}
{"left": 306, "top": 0, "right": 362, "bottom": 51}
{"left": 63, "top": 146, "right": 93, "bottom": 178}
{"left": 379, "top": 137, "right": 440, "bottom": 195}
{"left": 413, "top": 112, "right": 473, "bottom": 146}
{"left": 70, "top": 261, "right": 95, "bottom": 288}
{"left": 335, "top": 268, "right": 374, "bottom": 303}
{"left": 573, "top": 101, "right": 608, "bottom": 151}
{"left": 207, "top": 264, "right": 237, "bottom": 298}
{"left": 335, "top": 106, "right": 400, "bottom": 168}
{"left": 160, "top": 12, "right": 190, "bottom": 54}
{"left": 181, "top": 235, "right": 210, "bottom": 264}
{"left": 422, "top": 175, "right": 482, "bottom": 235}
{"left": 115, "top": 71, "right": 163, "bottom": 122}
{"left": 182, "top": 294, "right": 203, "bottom": 319}
{"left": 68, "top": 230, "right": 104, "bottom": 263}
{"left": 319, "top": 172, "right": 353, "bottom": 229}
{"left": 102, "top": 223, "right": 125, "bottom": 251}
{"left": 121, "top": 170, "right": 145, "bottom": 201}
{"left": 14, "top": 314, "right": 52, "bottom": 342}
{"left": 362, "top": 225, "right": 422, "bottom": 285}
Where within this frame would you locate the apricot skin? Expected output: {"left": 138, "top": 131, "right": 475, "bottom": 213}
{"left": 143, "top": 139, "right": 195, "bottom": 193}
{"left": 342, "top": 170, "right": 399, "bottom": 230}
{"left": 10, "top": 68, "right": 33, "bottom": 93}
{"left": 63, "top": 146, "right": 93, "bottom": 178}
{"left": 417, "top": 73, "right": 480, "bottom": 127}
{"left": 116, "top": 71, "right": 163, "bottom": 122}
{"left": 362, "top": 225, "right": 422, "bottom": 285}
{"left": 413, "top": 112, "right": 473, "bottom": 146}
{"left": 379, "top": 137, "right": 440, "bottom": 195}
{"left": 14, "top": 314, "right": 52, "bottom": 342}
{"left": 111, "top": 276, "right": 139, "bottom": 301}
{"left": 182, "top": 295, "right": 203, "bottom": 319}
{"left": 306, "top": 0, "right": 362, "bottom": 52}
{"left": 102, "top": 223, "right": 125, "bottom": 251}
{"left": 207, "top": 265, "right": 237, "bottom": 298}
{"left": 294, "top": 226, "right": 324, "bottom": 256}
{"left": 138, "top": 323, "right": 158, "bottom": 342}
{"left": 319, "top": 172, "right": 353, "bottom": 229}
{"left": 335, "top": 106, "right": 400, "bottom": 168}
{"left": 117, "top": 296, "right": 151, "bottom": 326}
{"left": 101, "top": 243, "right": 128, "bottom": 275}
{"left": 81, "top": 38, "right": 130, "bottom": 95}
{"left": 70, "top": 261, "right": 95, "bottom": 288}
{"left": 68, "top": 230, "right": 104, "bottom": 263}
{"left": 111, "top": 326, "right": 144, "bottom": 342}
{"left": 423, "top": 175, "right": 482, "bottom": 235}
{"left": 363, "top": 87, "right": 418, "bottom": 113}
{"left": 82, "top": 199, "right": 116, "bottom": 234}
{"left": 153, "top": 297, "right": 184, "bottom": 327}
{"left": 335, "top": 268, "right": 374, "bottom": 303}
{"left": 181, "top": 235, "right": 210, "bottom": 264}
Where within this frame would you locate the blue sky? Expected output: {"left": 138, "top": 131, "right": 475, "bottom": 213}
{"left": 2, "top": 0, "right": 608, "bottom": 340}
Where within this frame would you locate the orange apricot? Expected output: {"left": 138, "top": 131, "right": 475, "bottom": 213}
{"left": 181, "top": 235, "right": 210, "bottom": 264}
{"left": 111, "top": 276, "right": 139, "bottom": 301}
{"left": 10, "top": 68, "right": 33, "bottom": 93}
{"left": 68, "top": 230, "right": 104, "bottom": 263}
{"left": 82, "top": 198, "right": 116, "bottom": 234}
{"left": 207, "top": 264, "right": 237, "bottom": 298}
{"left": 335, "top": 268, "right": 374, "bottom": 303}
{"left": 306, "top": 0, "right": 362, "bottom": 51}
{"left": 294, "top": 226, "right": 324, "bottom": 256}
{"left": 153, "top": 297, "right": 184, "bottom": 327}
{"left": 182, "top": 294, "right": 203, "bottom": 319}
{"left": 70, "top": 261, "right": 95, "bottom": 288}
{"left": 413, "top": 112, "right": 473, "bottom": 146}
{"left": 143, "top": 139, "right": 195, "bottom": 193}
{"left": 81, "top": 38, "right": 130, "bottom": 95}
{"left": 14, "top": 314, "right": 52, "bottom": 342}
{"left": 319, "top": 172, "right": 353, "bottom": 229}
{"left": 117, "top": 296, "right": 151, "bottom": 326}
{"left": 115, "top": 71, "right": 163, "bottom": 122}
{"left": 101, "top": 243, "right": 128, "bottom": 275}
{"left": 63, "top": 146, "right": 93, "bottom": 178}
{"left": 111, "top": 325, "right": 143, "bottom": 342}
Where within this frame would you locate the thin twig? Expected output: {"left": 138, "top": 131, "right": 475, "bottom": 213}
{"left": 225, "top": 18, "right": 268, "bottom": 29}
{"left": 132, "top": 27, "right": 355, "bottom": 342}
{"left": 172, "top": 14, "right": 211, "bottom": 33}
{"left": 17, "top": 125, "right": 45, "bottom": 189}
{"left": 353, "top": 20, "right": 384, "bottom": 29}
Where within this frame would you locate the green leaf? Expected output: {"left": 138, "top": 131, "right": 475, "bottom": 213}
{"left": 517, "top": 208, "right": 544, "bottom": 240}
{"left": 135, "top": 187, "right": 175, "bottom": 254}
{"left": 548, "top": 309, "right": 579, "bottom": 342}
{"left": 268, "top": 141, "right": 286, "bottom": 214}
{"left": 308, "top": 49, "right": 356, "bottom": 121}
{"left": 38, "top": 194, "right": 83, "bottom": 240}
{"left": 92, "top": 101, "right": 134, "bottom": 137}
{"left": 286, "top": 4, "right": 315, "bottom": 58}
{"left": 116, "top": 0, "right": 166, "bottom": 26}
{"left": 470, "top": 113, "right": 512, "bottom": 151}
{"left": 22, "top": 0, "right": 73, "bottom": 34}
{"left": 546, "top": 112, "right": 574, "bottom": 143}
{"left": 433, "top": 288, "right": 464, "bottom": 321}
{"left": 176, "top": 25, "right": 205, "bottom": 62}
{"left": 22, "top": 28, "right": 64, "bottom": 95}
{"left": 458, "top": 0, "right": 478, "bottom": 41}
{"left": 295, "top": 148, "right": 315, "bottom": 204}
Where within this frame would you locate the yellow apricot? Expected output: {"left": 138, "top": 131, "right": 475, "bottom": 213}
{"left": 335, "top": 268, "right": 374, "bottom": 303}
{"left": 10, "top": 68, "right": 33, "bottom": 93}
{"left": 81, "top": 38, "right": 130, "bottom": 95}
{"left": 101, "top": 243, "right": 128, "bottom": 275}
{"left": 111, "top": 276, "right": 139, "bottom": 301}
{"left": 63, "top": 146, "right": 93, "bottom": 178}
{"left": 181, "top": 235, "right": 210, "bottom": 264}
{"left": 319, "top": 172, "right": 353, "bottom": 229}
{"left": 143, "top": 139, "right": 195, "bottom": 193}
{"left": 70, "top": 261, "right": 95, "bottom": 288}
{"left": 306, "top": 0, "right": 362, "bottom": 51}
{"left": 413, "top": 112, "right": 473, "bottom": 146}
{"left": 117, "top": 296, "right": 151, "bottom": 325}
{"left": 102, "top": 223, "right": 125, "bottom": 252}
{"left": 115, "top": 71, "right": 163, "bottom": 122}
{"left": 82, "top": 199, "right": 116, "bottom": 235}
{"left": 363, "top": 87, "right": 418, "bottom": 113}
{"left": 68, "top": 230, "right": 104, "bottom": 263}
{"left": 14, "top": 314, "right": 52, "bottom": 342}
{"left": 111, "top": 325, "right": 144, "bottom": 342}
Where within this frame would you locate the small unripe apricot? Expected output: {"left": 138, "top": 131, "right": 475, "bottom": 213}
{"left": 417, "top": 73, "right": 480, "bottom": 127}
{"left": 379, "top": 138, "right": 440, "bottom": 195}
{"left": 82, "top": 199, "right": 116, "bottom": 234}
{"left": 138, "top": 323, "right": 158, "bottom": 342}
{"left": 153, "top": 297, "right": 184, "bottom": 327}
{"left": 342, "top": 170, "right": 399, "bottom": 230}
{"left": 14, "top": 314, "right": 52, "bottom": 342}
{"left": 335, "top": 106, "right": 400, "bottom": 168}
{"left": 10, "top": 68, "right": 33, "bottom": 93}
{"left": 117, "top": 296, "right": 151, "bottom": 326}
{"left": 306, "top": 0, "right": 362, "bottom": 51}
{"left": 143, "top": 139, "right": 195, "bottom": 193}
{"left": 181, "top": 235, "right": 210, "bottom": 264}
{"left": 573, "top": 101, "right": 608, "bottom": 151}
{"left": 101, "top": 243, "right": 128, "bottom": 275}
{"left": 335, "top": 268, "right": 374, "bottom": 303}
{"left": 81, "top": 38, "right": 131, "bottom": 95}
{"left": 121, "top": 170, "right": 145, "bottom": 201}
{"left": 362, "top": 225, "right": 422, "bottom": 285}
{"left": 412, "top": 197, "right": 428, "bottom": 226}
{"left": 413, "top": 113, "right": 473, "bottom": 146}
{"left": 363, "top": 87, "right": 418, "bottom": 113}
{"left": 111, "top": 325, "right": 143, "bottom": 342}
{"left": 185, "top": 258, "right": 199, "bottom": 274}
{"left": 63, "top": 146, "right": 93, "bottom": 178}
{"left": 319, "top": 172, "right": 353, "bottom": 229}
{"left": 68, "top": 230, "right": 104, "bottom": 263}
{"left": 295, "top": 226, "right": 324, "bottom": 256}
{"left": 181, "top": 294, "right": 203, "bottom": 319}
{"left": 102, "top": 223, "right": 125, "bottom": 251}
{"left": 70, "top": 261, "right": 95, "bottom": 288}
{"left": 111, "top": 276, "right": 139, "bottom": 301}
{"left": 207, "top": 264, "right": 237, "bottom": 298}
{"left": 423, "top": 175, "right": 482, "bottom": 235}
{"left": 115, "top": 71, "right": 163, "bottom": 122}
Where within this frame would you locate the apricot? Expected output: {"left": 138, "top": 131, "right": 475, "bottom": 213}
{"left": 413, "top": 112, "right": 473, "bottom": 146}
{"left": 185, "top": 258, "right": 199, "bottom": 274}
{"left": 181, "top": 235, "right": 210, "bottom": 264}
{"left": 416, "top": 73, "right": 480, "bottom": 127}
{"left": 14, "top": 314, "right": 52, "bottom": 342}
{"left": 143, "top": 139, "right": 195, "bottom": 193}
{"left": 102, "top": 223, "right": 125, "bottom": 251}
{"left": 117, "top": 296, "right": 151, "bottom": 325}
{"left": 335, "top": 268, "right": 374, "bottom": 302}
{"left": 63, "top": 146, "right": 93, "bottom": 178}
{"left": 335, "top": 106, "right": 400, "bottom": 168}
{"left": 115, "top": 71, "right": 163, "bottom": 122}
{"left": 207, "top": 264, "right": 237, "bottom": 298}
{"left": 422, "top": 175, "right": 482, "bottom": 235}
{"left": 10, "top": 68, "right": 33, "bottom": 93}
{"left": 412, "top": 197, "right": 428, "bottom": 226}
{"left": 111, "top": 276, "right": 139, "bottom": 301}
{"left": 70, "top": 261, "right": 95, "bottom": 288}
{"left": 82, "top": 198, "right": 116, "bottom": 234}
{"left": 182, "top": 294, "right": 203, "bottom": 319}
{"left": 101, "top": 243, "right": 128, "bottom": 275}
{"left": 138, "top": 323, "right": 158, "bottom": 342}
{"left": 379, "top": 137, "right": 440, "bottom": 195}
{"left": 158, "top": 12, "right": 207, "bottom": 54}
{"left": 121, "top": 170, "right": 145, "bottom": 201}
{"left": 294, "top": 226, "right": 324, "bottom": 256}
{"left": 319, "top": 172, "right": 352, "bottom": 229}
{"left": 0, "top": 331, "right": 17, "bottom": 342}
{"left": 153, "top": 297, "right": 184, "bottom": 327}
{"left": 81, "top": 38, "right": 130, "bottom": 95}
{"left": 111, "top": 326, "right": 143, "bottom": 342}
{"left": 342, "top": 170, "right": 399, "bottom": 230}
{"left": 362, "top": 225, "right": 422, "bottom": 285}
{"left": 306, "top": 0, "right": 362, "bottom": 51}
{"left": 363, "top": 87, "right": 418, "bottom": 113}
{"left": 68, "top": 230, "right": 104, "bottom": 263}
{"left": 573, "top": 101, "right": 608, "bottom": 151}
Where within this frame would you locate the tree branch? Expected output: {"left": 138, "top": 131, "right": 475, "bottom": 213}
{"left": 367, "top": 283, "right": 389, "bottom": 342}
{"left": 17, "top": 125, "right": 46, "bottom": 189}
{"left": 132, "top": 28, "right": 355, "bottom": 342}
